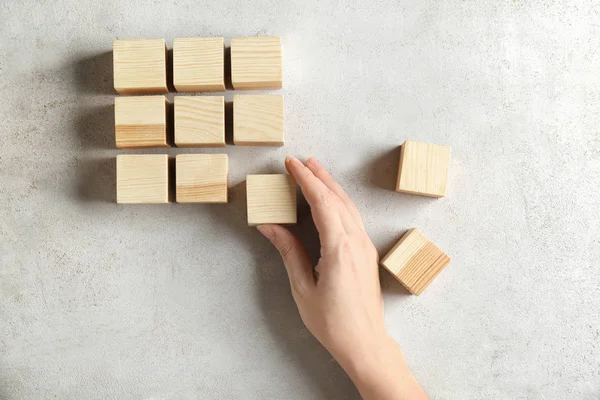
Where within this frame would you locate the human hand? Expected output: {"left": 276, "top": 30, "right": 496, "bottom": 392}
{"left": 257, "top": 155, "right": 385, "bottom": 365}
{"left": 257, "top": 156, "right": 428, "bottom": 400}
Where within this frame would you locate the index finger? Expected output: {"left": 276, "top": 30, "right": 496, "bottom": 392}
{"left": 305, "top": 157, "right": 365, "bottom": 231}
{"left": 285, "top": 156, "right": 346, "bottom": 245}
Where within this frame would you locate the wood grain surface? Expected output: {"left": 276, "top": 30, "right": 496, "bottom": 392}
{"left": 113, "top": 39, "right": 168, "bottom": 94}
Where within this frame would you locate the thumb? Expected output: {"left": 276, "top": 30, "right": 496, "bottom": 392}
{"left": 257, "top": 224, "right": 315, "bottom": 293}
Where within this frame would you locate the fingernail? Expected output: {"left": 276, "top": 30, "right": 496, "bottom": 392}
{"left": 307, "top": 157, "right": 320, "bottom": 167}
{"left": 286, "top": 155, "right": 300, "bottom": 165}
{"left": 257, "top": 225, "right": 275, "bottom": 240}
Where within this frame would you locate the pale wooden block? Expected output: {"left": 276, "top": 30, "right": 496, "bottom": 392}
{"left": 113, "top": 39, "right": 168, "bottom": 94}
{"left": 396, "top": 140, "right": 451, "bottom": 198}
{"left": 114, "top": 96, "right": 170, "bottom": 149}
{"left": 231, "top": 36, "right": 282, "bottom": 90}
{"left": 380, "top": 228, "right": 451, "bottom": 295}
{"left": 116, "top": 155, "right": 170, "bottom": 204}
{"left": 173, "top": 37, "right": 225, "bottom": 92}
{"left": 246, "top": 174, "right": 296, "bottom": 226}
{"left": 233, "top": 95, "right": 284, "bottom": 146}
{"left": 176, "top": 154, "right": 228, "bottom": 203}
{"left": 174, "top": 96, "right": 225, "bottom": 147}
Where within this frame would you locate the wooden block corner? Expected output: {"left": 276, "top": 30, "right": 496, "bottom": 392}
{"left": 246, "top": 174, "right": 296, "bottom": 226}
{"left": 396, "top": 140, "right": 451, "bottom": 198}
{"left": 380, "top": 228, "right": 450, "bottom": 295}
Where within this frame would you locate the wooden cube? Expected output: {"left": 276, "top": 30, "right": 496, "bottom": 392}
{"left": 396, "top": 140, "right": 451, "bottom": 198}
{"left": 380, "top": 228, "right": 451, "bottom": 295}
{"left": 233, "top": 95, "right": 284, "bottom": 146}
{"left": 113, "top": 39, "right": 167, "bottom": 94}
{"left": 246, "top": 174, "right": 296, "bottom": 226}
{"left": 114, "top": 96, "right": 170, "bottom": 149}
{"left": 231, "top": 36, "right": 282, "bottom": 90}
{"left": 116, "top": 155, "right": 170, "bottom": 204}
{"left": 176, "top": 154, "right": 228, "bottom": 203}
{"left": 174, "top": 96, "right": 225, "bottom": 147}
{"left": 173, "top": 37, "right": 225, "bottom": 92}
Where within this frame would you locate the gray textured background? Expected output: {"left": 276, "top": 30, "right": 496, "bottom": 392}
{"left": 1, "top": 1, "right": 599, "bottom": 399}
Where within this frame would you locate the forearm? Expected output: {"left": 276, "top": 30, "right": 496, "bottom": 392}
{"left": 337, "top": 335, "right": 428, "bottom": 400}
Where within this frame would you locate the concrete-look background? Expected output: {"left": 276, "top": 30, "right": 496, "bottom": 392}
{"left": 1, "top": 1, "right": 599, "bottom": 399}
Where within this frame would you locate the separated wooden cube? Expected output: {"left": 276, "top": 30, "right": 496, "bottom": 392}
{"left": 231, "top": 36, "right": 282, "bottom": 90}
{"left": 174, "top": 96, "right": 225, "bottom": 147}
{"left": 173, "top": 37, "right": 225, "bottom": 92}
{"left": 380, "top": 228, "right": 451, "bottom": 295}
{"left": 113, "top": 39, "right": 167, "bottom": 94}
{"left": 246, "top": 174, "right": 296, "bottom": 226}
{"left": 396, "top": 140, "right": 451, "bottom": 198}
{"left": 114, "top": 96, "right": 170, "bottom": 149}
{"left": 175, "top": 154, "right": 228, "bottom": 203}
{"left": 116, "top": 155, "right": 170, "bottom": 204}
{"left": 233, "top": 95, "right": 284, "bottom": 146}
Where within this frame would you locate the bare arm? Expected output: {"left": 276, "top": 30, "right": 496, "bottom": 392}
{"left": 258, "top": 155, "right": 428, "bottom": 400}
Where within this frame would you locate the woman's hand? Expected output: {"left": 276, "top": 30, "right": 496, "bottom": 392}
{"left": 257, "top": 156, "right": 428, "bottom": 400}
{"left": 257, "top": 155, "right": 384, "bottom": 364}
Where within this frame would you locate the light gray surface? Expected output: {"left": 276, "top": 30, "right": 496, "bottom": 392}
{"left": 1, "top": 1, "right": 599, "bottom": 399}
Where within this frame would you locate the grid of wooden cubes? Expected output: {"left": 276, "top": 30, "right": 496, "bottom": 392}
{"left": 173, "top": 37, "right": 225, "bottom": 92}
{"left": 231, "top": 36, "right": 282, "bottom": 90}
{"left": 396, "top": 140, "right": 451, "bottom": 198}
{"left": 114, "top": 96, "right": 170, "bottom": 149}
{"left": 233, "top": 95, "right": 284, "bottom": 146}
{"left": 246, "top": 174, "right": 296, "bottom": 226}
{"left": 113, "top": 39, "right": 168, "bottom": 95}
{"left": 174, "top": 96, "right": 225, "bottom": 147}
{"left": 116, "top": 154, "right": 170, "bottom": 204}
{"left": 380, "top": 228, "right": 451, "bottom": 295}
{"left": 176, "top": 154, "right": 228, "bottom": 203}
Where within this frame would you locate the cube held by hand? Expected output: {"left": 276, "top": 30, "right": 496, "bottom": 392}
{"left": 246, "top": 174, "right": 296, "bottom": 226}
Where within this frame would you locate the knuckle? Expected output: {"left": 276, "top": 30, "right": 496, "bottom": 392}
{"left": 316, "top": 167, "right": 331, "bottom": 180}
{"left": 347, "top": 200, "right": 360, "bottom": 215}
{"left": 277, "top": 241, "right": 294, "bottom": 259}
{"left": 359, "top": 236, "right": 378, "bottom": 258}
{"left": 360, "top": 235, "right": 372, "bottom": 248}
{"left": 340, "top": 238, "right": 352, "bottom": 249}
{"left": 314, "top": 190, "right": 334, "bottom": 208}
{"left": 337, "top": 239, "right": 353, "bottom": 256}
{"left": 290, "top": 280, "right": 306, "bottom": 296}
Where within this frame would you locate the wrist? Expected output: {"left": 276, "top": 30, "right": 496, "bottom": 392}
{"left": 338, "top": 333, "right": 425, "bottom": 399}
{"left": 335, "top": 331, "right": 399, "bottom": 379}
